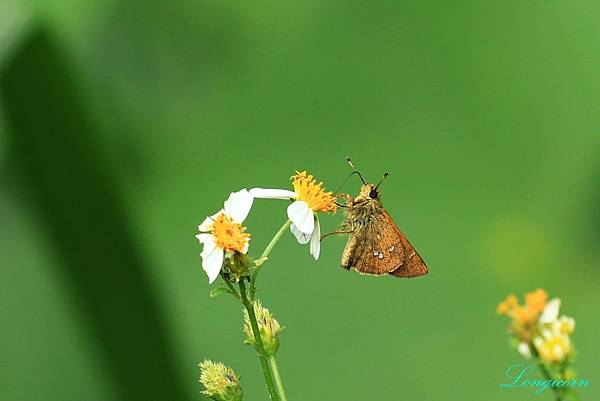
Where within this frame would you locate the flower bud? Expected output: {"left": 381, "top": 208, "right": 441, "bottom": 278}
{"left": 199, "top": 360, "right": 243, "bottom": 401}
{"left": 224, "top": 252, "right": 252, "bottom": 282}
{"left": 243, "top": 300, "right": 282, "bottom": 356}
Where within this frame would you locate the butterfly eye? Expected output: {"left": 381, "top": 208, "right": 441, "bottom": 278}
{"left": 369, "top": 189, "right": 378, "bottom": 199}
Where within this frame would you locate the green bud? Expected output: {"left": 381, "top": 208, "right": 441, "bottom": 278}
{"left": 199, "top": 360, "right": 243, "bottom": 401}
{"left": 224, "top": 252, "right": 252, "bottom": 281}
{"left": 243, "top": 300, "right": 282, "bottom": 357}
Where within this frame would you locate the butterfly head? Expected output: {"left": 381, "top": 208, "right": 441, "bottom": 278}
{"left": 359, "top": 183, "right": 380, "bottom": 200}
{"left": 345, "top": 158, "right": 389, "bottom": 203}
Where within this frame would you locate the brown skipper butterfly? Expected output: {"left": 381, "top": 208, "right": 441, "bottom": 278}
{"left": 323, "top": 158, "right": 428, "bottom": 278}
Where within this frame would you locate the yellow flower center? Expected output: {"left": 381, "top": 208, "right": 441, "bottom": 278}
{"left": 291, "top": 171, "right": 337, "bottom": 213}
{"left": 211, "top": 213, "right": 250, "bottom": 253}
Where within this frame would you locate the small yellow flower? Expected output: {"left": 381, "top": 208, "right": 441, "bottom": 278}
{"left": 497, "top": 294, "right": 517, "bottom": 315}
{"left": 199, "top": 360, "right": 243, "bottom": 401}
{"left": 553, "top": 316, "right": 575, "bottom": 335}
{"left": 498, "top": 289, "right": 579, "bottom": 365}
{"left": 496, "top": 289, "right": 548, "bottom": 325}
{"left": 534, "top": 329, "right": 572, "bottom": 363}
{"left": 243, "top": 300, "right": 282, "bottom": 357}
{"left": 525, "top": 289, "right": 548, "bottom": 315}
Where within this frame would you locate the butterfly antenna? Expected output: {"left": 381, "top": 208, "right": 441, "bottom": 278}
{"left": 374, "top": 172, "right": 389, "bottom": 190}
{"left": 335, "top": 171, "right": 362, "bottom": 193}
{"left": 346, "top": 157, "right": 367, "bottom": 184}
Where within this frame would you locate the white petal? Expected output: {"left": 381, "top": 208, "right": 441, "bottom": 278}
{"left": 241, "top": 237, "right": 250, "bottom": 254}
{"left": 287, "top": 200, "right": 314, "bottom": 235}
{"left": 539, "top": 298, "right": 561, "bottom": 324}
{"left": 250, "top": 188, "right": 297, "bottom": 199}
{"left": 518, "top": 342, "right": 531, "bottom": 359}
{"left": 291, "top": 223, "right": 312, "bottom": 244}
{"left": 198, "top": 210, "right": 222, "bottom": 232}
{"left": 310, "top": 216, "right": 321, "bottom": 260}
{"left": 202, "top": 247, "right": 224, "bottom": 284}
{"left": 223, "top": 189, "right": 254, "bottom": 223}
{"left": 196, "top": 234, "right": 216, "bottom": 257}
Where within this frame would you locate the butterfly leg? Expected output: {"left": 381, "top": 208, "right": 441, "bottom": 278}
{"left": 320, "top": 229, "right": 354, "bottom": 241}
{"left": 334, "top": 193, "right": 353, "bottom": 209}
{"left": 321, "top": 220, "right": 355, "bottom": 242}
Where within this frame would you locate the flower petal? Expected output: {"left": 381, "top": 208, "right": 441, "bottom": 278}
{"left": 539, "top": 298, "right": 561, "bottom": 324}
{"left": 518, "top": 342, "right": 531, "bottom": 359}
{"left": 290, "top": 223, "right": 312, "bottom": 244}
{"left": 196, "top": 233, "right": 216, "bottom": 256}
{"left": 310, "top": 216, "right": 321, "bottom": 260}
{"left": 287, "top": 200, "right": 314, "bottom": 235}
{"left": 224, "top": 189, "right": 254, "bottom": 223}
{"left": 198, "top": 210, "right": 222, "bottom": 232}
{"left": 250, "top": 188, "right": 297, "bottom": 199}
{"left": 241, "top": 236, "right": 251, "bottom": 254}
{"left": 202, "top": 246, "right": 224, "bottom": 284}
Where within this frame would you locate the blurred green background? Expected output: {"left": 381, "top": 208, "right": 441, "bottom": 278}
{"left": 1, "top": 1, "right": 599, "bottom": 400}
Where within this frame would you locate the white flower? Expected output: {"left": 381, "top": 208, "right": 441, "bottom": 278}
{"left": 195, "top": 189, "right": 254, "bottom": 284}
{"left": 250, "top": 171, "right": 336, "bottom": 260}
{"left": 538, "top": 298, "right": 561, "bottom": 324}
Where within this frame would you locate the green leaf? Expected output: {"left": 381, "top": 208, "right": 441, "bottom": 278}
{"left": 210, "top": 287, "right": 236, "bottom": 298}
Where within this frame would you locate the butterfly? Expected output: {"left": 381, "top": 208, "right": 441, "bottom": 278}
{"left": 323, "top": 158, "right": 428, "bottom": 278}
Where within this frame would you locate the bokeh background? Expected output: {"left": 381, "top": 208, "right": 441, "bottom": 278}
{"left": 1, "top": 1, "right": 599, "bottom": 400}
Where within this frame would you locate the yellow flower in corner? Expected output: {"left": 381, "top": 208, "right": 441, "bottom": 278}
{"left": 497, "top": 289, "right": 548, "bottom": 326}
{"left": 553, "top": 316, "right": 575, "bottom": 335}
{"left": 534, "top": 328, "right": 572, "bottom": 363}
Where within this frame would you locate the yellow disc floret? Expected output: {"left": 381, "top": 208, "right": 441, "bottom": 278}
{"left": 211, "top": 213, "right": 250, "bottom": 253}
{"left": 291, "top": 171, "right": 337, "bottom": 213}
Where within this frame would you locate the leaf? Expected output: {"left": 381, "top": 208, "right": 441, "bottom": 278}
{"left": 210, "top": 287, "right": 236, "bottom": 298}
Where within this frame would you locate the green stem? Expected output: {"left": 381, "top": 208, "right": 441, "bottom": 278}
{"left": 268, "top": 355, "right": 288, "bottom": 401}
{"left": 532, "top": 350, "right": 563, "bottom": 401}
{"left": 260, "top": 219, "right": 293, "bottom": 261}
{"left": 221, "top": 273, "right": 240, "bottom": 299}
{"left": 239, "top": 279, "right": 280, "bottom": 401}
{"left": 250, "top": 219, "right": 292, "bottom": 299}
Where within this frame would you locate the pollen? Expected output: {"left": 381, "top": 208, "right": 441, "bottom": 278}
{"left": 291, "top": 171, "right": 337, "bottom": 213}
{"left": 211, "top": 213, "right": 250, "bottom": 253}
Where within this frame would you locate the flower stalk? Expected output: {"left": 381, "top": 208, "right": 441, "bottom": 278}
{"left": 238, "top": 278, "right": 280, "bottom": 401}
{"left": 268, "top": 355, "right": 288, "bottom": 401}
{"left": 250, "top": 219, "right": 292, "bottom": 299}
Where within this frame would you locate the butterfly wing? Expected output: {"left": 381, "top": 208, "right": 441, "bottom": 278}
{"left": 341, "top": 210, "right": 428, "bottom": 278}
{"left": 381, "top": 211, "right": 428, "bottom": 278}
